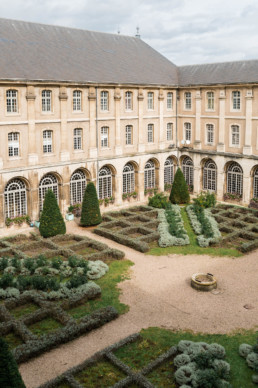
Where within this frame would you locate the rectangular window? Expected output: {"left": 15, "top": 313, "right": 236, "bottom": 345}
{"left": 100, "top": 91, "right": 109, "bottom": 111}
{"left": 43, "top": 130, "right": 53, "bottom": 153}
{"left": 185, "top": 92, "right": 192, "bottom": 109}
{"left": 8, "top": 132, "right": 19, "bottom": 157}
{"left": 101, "top": 127, "right": 109, "bottom": 148}
{"left": 147, "top": 92, "right": 154, "bottom": 110}
{"left": 147, "top": 124, "right": 154, "bottom": 143}
{"left": 167, "top": 123, "right": 173, "bottom": 141}
{"left": 6, "top": 90, "right": 18, "bottom": 113}
{"left": 231, "top": 125, "right": 240, "bottom": 145}
{"left": 125, "top": 91, "right": 132, "bottom": 110}
{"left": 185, "top": 122, "right": 191, "bottom": 141}
{"left": 232, "top": 91, "right": 241, "bottom": 110}
{"left": 125, "top": 125, "right": 132, "bottom": 145}
{"left": 207, "top": 92, "right": 214, "bottom": 110}
{"left": 42, "top": 90, "right": 52, "bottom": 112}
{"left": 73, "top": 90, "right": 82, "bottom": 111}
{"left": 74, "top": 128, "right": 82, "bottom": 150}
{"left": 206, "top": 124, "right": 214, "bottom": 144}
{"left": 167, "top": 92, "right": 173, "bottom": 109}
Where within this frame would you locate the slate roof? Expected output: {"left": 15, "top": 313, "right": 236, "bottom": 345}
{"left": 0, "top": 18, "right": 178, "bottom": 86}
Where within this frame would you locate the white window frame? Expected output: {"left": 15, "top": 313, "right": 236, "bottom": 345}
{"left": 144, "top": 160, "right": 155, "bottom": 189}
{"left": 164, "top": 158, "right": 174, "bottom": 186}
{"left": 70, "top": 170, "right": 86, "bottom": 205}
{"left": 184, "top": 92, "right": 191, "bottom": 110}
{"left": 147, "top": 92, "right": 154, "bottom": 110}
{"left": 184, "top": 122, "right": 191, "bottom": 142}
{"left": 231, "top": 125, "right": 240, "bottom": 147}
{"left": 101, "top": 126, "right": 109, "bottom": 148}
{"left": 203, "top": 159, "right": 217, "bottom": 192}
{"left": 123, "top": 163, "right": 135, "bottom": 194}
{"left": 182, "top": 156, "right": 194, "bottom": 186}
{"left": 73, "top": 90, "right": 82, "bottom": 112}
{"left": 74, "top": 128, "right": 82, "bottom": 150}
{"left": 39, "top": 174, "right": 59, "bottom": 211}
{"left": 98, "top": 166, "right": 112, "bottom": 199}
{"left": 8, "top": 132, "right": 20, "bottom": 157}
{"left": 206, "top": 124, "right": 214, "bottom": 145}
{"left": 207, "top": 91, "right": 215, "bottom": 111}
{"left": 227, "top": 162, "right": 243, "bottom": 196}
{"left": 147, "top": 124, "right": 154, "bottom": 143}
{"left": 42, "top": 90, "right": 52, "bottom": 112}
{"left": 167, "top": 123, "right": 173, "bottom": 141}
{"left": 6, "top": 89, "right": 18, "bottom": 113}
{"left": 232, "top": 91, "right": 241, "bottom": 110}
{"left": 43, "top": 130, "right": 53, "bottom": 153}
{"left": 100, "top": 91, "right": 109, "bottom": 111}
{"left": 167, "top": 92, "right": 173, "bottom": 109}
{"left": 4, "top": 179, "right": 27, "bottom": 219}
{"left": 125, "top": 125, "right": 133, "bottom": 145}
{"left": 125, "top": 91, "right": 133, "bottom": 110}
{"left": 253, "top": 168, "right": 258, "bottom": 198}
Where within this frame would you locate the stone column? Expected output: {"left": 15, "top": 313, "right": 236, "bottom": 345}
{"left": 217, "top": 89, "right": 226, "bottom": 152}
{"left": 243, "top": 89, "right": 253, "bottom": 155}
{"left": 194, "top": 90, "right": 202, "bottom": 149}
{"left": 61, "top": 166, "right": 70, "bottom": 215}
{"left": 88, "top": 87, "right": 97, "bottom": 158}
{"left": 138, "top": 89, "right": 145, "bottom": 152}
{"left": 28, "top": 170, "right": 39, "bottom": 221}
{"left": 138, "top": 170, "right": 145, "bottom": 202}
{"left": 26, "top": 86, "right": 38, "bottom": 165}
{"left": 59, "top": 87, "right": 70, "bottom": 161}
{"left": 0, "top": 174, "right": 4, "bottom": 227}
{"left": 243, "top": 172, "right": 251, "bottom": 204}
{"left": 116, "top": 174, "right": 123, "bottom": 206}
{"left": 114, "top": 88, "right": 122, "bottom": 155}
{"left": 158, "top": 89, "right": 165, "bottom": 150}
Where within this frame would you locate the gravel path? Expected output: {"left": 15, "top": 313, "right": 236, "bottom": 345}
{"left": 13, "top": 221, "right": 258, "bottom": 387}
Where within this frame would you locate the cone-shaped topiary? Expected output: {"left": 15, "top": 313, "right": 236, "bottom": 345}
{"left": 80, "top": 182, "right": 102, "bottom": 226}
{"left": 39, "top": 189, "right": 66, "bottom": 238}
{"left": 0, "top": 338, "right": 26, "bottom": 388}
{"left": 169, "top": 168, "right": 190, "bottom": 204}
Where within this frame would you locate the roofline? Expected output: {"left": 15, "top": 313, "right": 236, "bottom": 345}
{"left": 179, "top": 58, "right": 258, "bottom": 69}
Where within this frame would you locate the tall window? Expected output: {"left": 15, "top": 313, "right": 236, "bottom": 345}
{"left": 232, "top": 91, "right": 241, "bottom": 110}
{"left": 164, "top": 158, "right": 174, "bottom": 186}
{"left": 6, "top": 89, "right": 18, "bottom": 113}
{"left": 144, "top": 160, "right": 155, "bottom": 189}
{"left": 43, "top": 130, "right": 53, "bottom": 153}
{"left": 182, "top": 156, "right": 194, "bottom": 186}
{"left": 39, "top": 174, "right": 58, "bottom": 211}
{"left": 74, "top": 128, "right": 82, "bottom": 150}
{"left": 125, "top": 125, "right": 133, "bottom": 145}
{"left": 207, "top": 92, "right": 214, "bottom": 110}
{"left": 185, "top": 92, "right": 191, "bottom": 109}
{"left": 206, "top": 124, "right": 214, "bottom": 145}
{"left": 147, "top": 124, "right": 154, "bottom": 143}
{"left": 98, "top": 166, "right": 112, "bottom": 199}
{"left": 100, "top": 91, "right": 109, "bottom": 111}
{"left": 253, "top": 168, "right": 258, "bottom": 198}
{"left": 101, "top": 127, "right": 109, "bottom": 148}
{"left": 4, "top": 179, "right": 27, "bottom": 218}
{"left": 123, "top": 163, "right": 135, "bottom": 194}
{"left": 203, "top": 159, "right": 217, "bottom": 192}
{"left": 167, "top": 92, "right": 173, "bottom": 109}
{"left": 147, "top": 92, "right": 154, "bottom": 110}
{"left": 125, "top": 91, "right": 132, "bottom": 110}
{"left": 231, "top": 125, "right": 240, "bottom": 146}
{"left": 8, "top": 132, "right": 19, "bottom": 157}
{"left": 73, "top": 90, "right": 82, "bottom": 111}
{"left": 70, "top": 170, "right": 86, "bottom": 205}
{"left": 42, "top": 90, "right": 52, "bottom": 112}
{"left": 227, "top": 162, "right": 243, "bottom": 196}
{"left": 167, "top": 123, "right": 173, "bottom": 141}
{"left": 184, "top": 122, "right": 191, "bottom": 141}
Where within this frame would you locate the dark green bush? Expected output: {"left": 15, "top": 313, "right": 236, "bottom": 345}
{"left": 148, "top": 192, "right": 168, "bottom": 209}
{"left": 193, "top": 191, "right": 216, "bottom": 208}
{"left": 11, "top": 256, "right": 21, "bottom": 270}
{"left": 193, "top": 204, "right": 214, "bottom": 238}
{"left": 67, "top": 275, "right": 88, "bottom": 289}
{"left": 165, "top": 203, "right": 185, "bottom": 238}
{"left": 0, "top": 257, "right": 8, "bottom": 271}
{"left": 195, "top": 369, "right": 223, "bottom": 388}
{"left": 80, "top": 182, "right": 102, "bottom": 226}
{"left": 0, "top": 273, "right": 15, "bottom": 288}
{"left": 194, "top": 351, "right": 214, "bottom": 369}
{"left": 0, "top": 338, "right": 26, "bottom": 388}
{"left": 24, "top": 258, "right": 35, "bottom": 272}
{"left": 39, "top": 189, "right": 66, "bottom": 238}
{"left": 51, "top": 257, "right": 63, "bottom": 269}
{"left": 169, "top": 168, "right": 190, "bottom": 204}
{"left": 68, "top": 256, "right": 79, "bottom": 268}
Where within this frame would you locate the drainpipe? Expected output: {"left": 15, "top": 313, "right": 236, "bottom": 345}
{"left": 176, "top": 89, "right": 179, "bottom": 167}
{"left": 95, "top": 87, "right": 99, "bottom": 195}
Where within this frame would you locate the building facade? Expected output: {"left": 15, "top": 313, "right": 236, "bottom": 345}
{"left": 0, "top": 19, "right": 258, "bottom": 228}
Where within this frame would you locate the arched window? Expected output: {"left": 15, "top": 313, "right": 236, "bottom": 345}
{"left": 125, "top": 91, "right": 132, "bottom": 110}
{"left": 253, "top": 168, "right": 258, "bottom": 198}
{"left": 144, "top": 160, "right": 155, "bottom": 189}
{"left": 4, "top": 179, "right": 27, "bottom": 218}
{"left": 73, "top": 90, "right": 82, "bottom": 111}
{"left": 164, "top": 158, "right": 174, "bottom": 186}
{"left": 203, "top": 159, "right": 217, "bottom": 192}
{"left": 39, "top": 174, "right": 58, "bottom": 211}
{"left": 8, "top": 132, "right": 19, "bottom": 157}
{"left": 98, "top": 167, "right": 112, "bottom": 199}
{"left": 70, "top": 170, "right": 86, "bottom": 205}
{"left": 227, "top": 162, "right": 243, "bottom": 196}
{"left": 182, "top": 156, "right": 194, "bottom": 186}
{"left": 206, "top": 124, "right": 214, "bottom": 145}
{"left": 123, "top": 163, "right": 135, "bottom": 194}
{"left": 42, "top": 90, "right": 52, "bottom": 112}
{"left": 100, "top": 91, "right": 109, "bottom": 111}
{"left": 6, "top": 89, "right": 18, "bottom": 113}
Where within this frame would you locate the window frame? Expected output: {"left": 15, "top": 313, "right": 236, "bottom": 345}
{"left": 100, "top": 91, "right": 109, "bottom": 111}
{"left": 98, "top": 166, "right": 112, "bottom": 199}
{"left": 147, "top": 124, "right": 154, "bottom": 143}
{"left": 184, "top": 92, "right": 192, "bottom": 110}
{"left": 232, "top": 91, "right": 241, "bottom": 111}
{"left": 167, "top": 92, "right": 173, "bottom": 110}
{"left": 6, "top": 89, "right": 18, "bottom": 114}
{"left": 125, "top": 125, "right": 133, "bottom": 145}
{"left": 166, "top": 123, "right": 173, "bottom": 141}
{"left": 231, "top": 124, "right": 240, "bottom": 147}
{"left": 100, "top": 126, "right": 109, "bottom": 148}
{"left": 42, "top": 130, "right": 53, "bottom": 154}
{"left": 184, "top": 122, "right": 191, "bottom": 142}
{"left": 122, "top": 163, "right": 135, "bottom": 194}
{"left": 206, "top": 91, "right": 215, "bottom": 111}
{"left": 41, "top": 90, "right": 52, "bottom": 113}
{"left": 73, "top": 90, "right": 82, "bottom": 112}
{"left": 4, "top": 179, "right": 27, "bottom": 219}
{"left": 147, "top": 92, "right": 154, "bottom": 110}
{"left": 70, "top": 169, "right": 86, "bottom": 205}
{"left": 8, "top": 132, "right": 20, "bottom": 157}
{"left": 73, "top": 128, "right": 82, "bottom": 150}
{"left": 144, "top": 160, "right": 155, "bottom": 190}
{"left": 206, "top": 123, "right": 214, "bottom": 145}
{"left": 125, "top": 91, "right": 133, "bottom": 111}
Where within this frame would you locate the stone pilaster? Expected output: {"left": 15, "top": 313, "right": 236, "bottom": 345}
{"left": 138, "top": 170, "right": 145, "bottom": 201}
{"left": 26, "top": 86, "right": 38, "bottom": 165}
{"left": 243, "top": 89, "right": 253, "bottom": 155}
{"left": 88, "top": 87, "right": 97, "bottom": 158}
{"left": 59, "top": 87, "right": 70, "bottom": 161}
{"left": 158, "top": 89, "right": 165, "bottom": 150}
{"left": 217, "top": 89, "right": 226, "bottom": 152}
{"left": 216, "top": 170, "right": 225, "bottom": 201}
{"left": 115, "top": 174, "right": 123, "bottom": 205}
{"left": 193, "top": 165, "right": 201, "bottom": 194}
{"left": 114, "top": 88, "right": 122, "bottom": 155}
{"left": 137, "top": 89, "right": 145, "bottom": 152}
{"left": 243, "top": 172, "right": 251, "bottom": 204}
{"left": 194, "top": 90, "right": 202, "bottom": 149}
{"left": 0, "top": 194, "right": 4, "bottom": 228}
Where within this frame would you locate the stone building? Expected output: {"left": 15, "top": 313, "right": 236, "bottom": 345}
{"left": 0, "top": 18, "right": 258, "bottom": 228}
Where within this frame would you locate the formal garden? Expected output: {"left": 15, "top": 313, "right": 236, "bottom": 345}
{"left": 0, "top": 173, "right": 257, "bottom": 387}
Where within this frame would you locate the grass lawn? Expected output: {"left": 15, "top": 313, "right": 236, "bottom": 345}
{"left": 148, "top": 207, "right": 242, "bottom": 257}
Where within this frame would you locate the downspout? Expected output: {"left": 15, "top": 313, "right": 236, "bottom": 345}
{"left": 176, "top": 89, "right": 179, "bottom": 167}
{"left": 96, "top": 87, "right": 99, "bottom": 195}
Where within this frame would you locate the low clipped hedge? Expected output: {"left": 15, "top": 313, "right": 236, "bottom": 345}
{"left": 239, "top": 339, "right": 258, "bottom": 385}
{"left": 158, "top": 205, "right": 189, "bottom": 247}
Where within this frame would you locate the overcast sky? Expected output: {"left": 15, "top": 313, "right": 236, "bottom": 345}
{"left": 1, "top": 0, "right": 258, "bottom": 65}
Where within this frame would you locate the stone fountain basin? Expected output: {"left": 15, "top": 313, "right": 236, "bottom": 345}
{"left": 191, "top": 273, "right": 217, "bottom": 291}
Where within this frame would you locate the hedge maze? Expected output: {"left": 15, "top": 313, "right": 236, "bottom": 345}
{"left": 94, "top": 206, "right": 160, "bottom": 252}
{"left": 211, "top": 204, "right": 258, "bottom": 252}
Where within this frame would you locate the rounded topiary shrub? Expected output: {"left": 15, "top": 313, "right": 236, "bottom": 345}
{"left": 80, "top": 182, "right": 102, "bottom": 226}
{"left": 39, "top": 189, "right": 66, "bottom": 238}
{"left": 0, "top": 338, "right": 26, "bottom": 388}
{"left": 169, "top": 168, "right": 190, "bottom": 204}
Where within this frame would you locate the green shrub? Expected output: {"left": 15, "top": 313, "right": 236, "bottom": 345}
{"left": 0, "top": 338, "right": 26, "bottom": 388}
{"left": 193, "top": 204, "right": 214, "bottom": 238}
{"left": 39, "top": 189, "right": 66, "bottom": 238}
{"left": 80, "top": 182, "right": 102, "bottom": 226}
{"left": 148, "top": 192, "right": 168, "bottom": 209}
{"left": 0, "top": 273, "right": 15, "bottom": 288}
{"left": 0, "top": 257, "right": 8, "bottom": 271}
{"left": 67, "top": 275, "right": 88, "bottom": 289}
{"left": 193, "top": 191, "right": 216, "bottom": 208}
{"left": 169, "top": 168, "right": 190, "bottom": 204}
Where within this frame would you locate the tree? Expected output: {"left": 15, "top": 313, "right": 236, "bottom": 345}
{"left": 169, "top": 167, "right": 190, "bottom": 204}
{"left": 80, "top": 182, "right": 102, "bottom": 226}
{"left": 39, "top": 189, "right": 66, "bottom": 237}
{"left": 0, "top": 338, "right": 26, "bottom": 388}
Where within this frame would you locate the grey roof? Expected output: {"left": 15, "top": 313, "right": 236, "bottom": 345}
{"left": 179, "top": 60, "right": 258, "bottom": 86}
{"left": 0, "top": 18, "right": 178, "bottom": 86}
